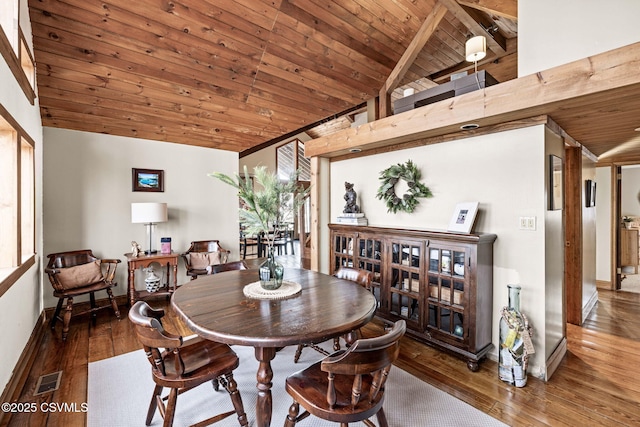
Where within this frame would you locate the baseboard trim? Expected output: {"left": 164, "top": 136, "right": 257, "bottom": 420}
{"left": 596, "top": 280, "right": 612, "bottom": 290}
{"left": 582, "top": 290, "right": 599, "bottom": 323}
{"left": 0, "top": 311, "right": 47, "bottom": 426}
{"left": 546, "top": 337, "right": 567, "bottom": 381}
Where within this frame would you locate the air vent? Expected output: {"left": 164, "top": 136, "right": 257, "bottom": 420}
{"left": 34, "top": 371, "right": 62, "bottom": 396}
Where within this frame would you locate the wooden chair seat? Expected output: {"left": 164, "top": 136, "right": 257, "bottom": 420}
{"left": 152, "top": 339, "right": 240, "bottom": 388}
{"left": 285, "top": 359, "right": 383, "bottom": 422}
{"left": 129, "top": 301, "right": 248, "bottom": 427}
{"left": 46, "top": 249, "right": 121, "bottom": 341}
{"left": 284, "top": 320, "right": 406, "bottom": 427}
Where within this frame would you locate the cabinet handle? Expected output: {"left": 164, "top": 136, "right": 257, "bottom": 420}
{"left": 468, "top": 257, "right": 470, "bottom": 267}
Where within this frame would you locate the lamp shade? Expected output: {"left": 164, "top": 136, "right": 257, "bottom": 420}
{"left": 465, "top": 35, "right": 486, "bottom": 62}
{"left": 131, "top": 202, "right": 168, "bottom": 223}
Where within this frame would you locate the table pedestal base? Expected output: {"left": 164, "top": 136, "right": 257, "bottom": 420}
{"left": 254, "top": 347, "right": 277, "bottom": 427}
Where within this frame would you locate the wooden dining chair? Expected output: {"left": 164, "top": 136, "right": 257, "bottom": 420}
{"left": 294, "top": 267, "right": 374, "bottom": 363}
{"left": 128, "top": 301, "right": 248, "bottom": 427}
{"left": 284, "top": 319, "right": 406, "bottom": 427}
{"left": 45, "top": 249, "right": 121, "bottom": 341}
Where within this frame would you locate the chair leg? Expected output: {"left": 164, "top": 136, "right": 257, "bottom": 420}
{"left": 293, "top": 344, "right": 304, "bottom": 363}
{"left": 106, "top": 287, "right": 121, "bottom": 319}
{"left": 163, "top": 388, "right": 178, "bottom": 427}
{"left": 375, "top": 408, "right": 389, "bottom": 427}
{"left": 62, "top": 297, "right": 74, "bottom": 341}
{"left": 51, "top": 298, "right": 64, "bottom": 329}
{"left": 146, "top": 385, "right": 162, "bottom": 426}
{"left": 221, "top": 373, "right": 248, "bottom": 427}
{"left": 284, "top": 401, "right": 300, "bottom": 427}
{"left": 90, "top": 292, "right": 97, "bottom": 325}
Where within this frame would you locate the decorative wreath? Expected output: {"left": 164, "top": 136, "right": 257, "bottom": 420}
{"left": 376, "top": 160, "right": 432, "bottom": 213}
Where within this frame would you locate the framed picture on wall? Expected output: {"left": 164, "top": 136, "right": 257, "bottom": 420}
{"left": 132, "top": 168, "right": 164, "bottom": 192}
{"left": 585, "top": 179, "right": 596, "bottom": 207}
{"left": 548, "top": 155, "right": 563, "bottom": 210}
{"left": 447, "top": 202, "right": 479, "bottom": 234}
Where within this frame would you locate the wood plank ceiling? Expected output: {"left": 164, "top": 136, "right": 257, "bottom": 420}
{"left": 28, "top": 0, "right": 518, "bottom": 154}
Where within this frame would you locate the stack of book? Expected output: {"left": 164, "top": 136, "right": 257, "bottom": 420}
{"left": 336, "top": 212, "right": 368, "bottom": 225}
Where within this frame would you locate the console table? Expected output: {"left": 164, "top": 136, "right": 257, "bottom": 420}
{"left": 124, "top": 252, "right": 179, "bottom": 306}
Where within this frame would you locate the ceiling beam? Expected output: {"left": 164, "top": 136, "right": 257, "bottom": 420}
{"left": 457, "top": 0, "right": 517, "bottom": 20}
{"left": 305, "top": 42, "right": 640, "bottom": 158}
{"left": 378, "top": 2, "right": 448, "bottom": 118}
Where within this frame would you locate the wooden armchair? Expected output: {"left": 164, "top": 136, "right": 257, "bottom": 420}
{"left": 210, "top": 260, "right": 248, "bottom": 274}
{"left": 128, "top": 301, "right": 248, "bottom": 427}
{"left": 45, "top": 249, "right": 121, "bottom": 341}
{"left": 284, "top": 320, "right": 406, "bottom": 427}
{"left": 181, "top": 240, "right": 230, "bottom": 280}
{"left": 294, "top": 267, "right": 374, "bottom": 363}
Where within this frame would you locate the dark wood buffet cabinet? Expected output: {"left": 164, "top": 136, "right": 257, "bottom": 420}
{"left": 329, "top": 224, "right": 497, "bottom": 371}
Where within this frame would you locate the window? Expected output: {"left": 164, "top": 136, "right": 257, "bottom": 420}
{"left": 276, "top": 139, "right": 310, "bottom": 182}
{"left": 0, "top": 105, "right": 35, "bottom": 296}
{"left": 276, "top": 139, "right": 310, "bottom": 229}
{"left": 0, "top": 0, "right": 36, "bottom": 103}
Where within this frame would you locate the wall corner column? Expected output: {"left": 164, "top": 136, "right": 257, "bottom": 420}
{"left": 310, "top": 156, "right": 330, "bottom": 273}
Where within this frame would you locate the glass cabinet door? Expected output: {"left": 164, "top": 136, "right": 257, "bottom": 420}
{"left": 426, "top": 246, "right": 468, "bottom": 341}
{"left": 357, "top": 235, "right": 383, "bottom": 306}
{"left": 388, "top": 240, "right": 423, "bottom": 327}
{"left": 332, "top": 233, "right": 355, "bottom": 270}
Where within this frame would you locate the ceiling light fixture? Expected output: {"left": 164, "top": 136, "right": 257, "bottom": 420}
{"left": 460, "top": 123, "right": 480, "bottom": 131}
{"left": 349, "top": 148, "right": 362, "bottom": 153}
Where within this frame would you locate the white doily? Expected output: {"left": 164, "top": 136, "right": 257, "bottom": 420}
{"left": 243, "top": 280, "right": 302, "bottom": 300}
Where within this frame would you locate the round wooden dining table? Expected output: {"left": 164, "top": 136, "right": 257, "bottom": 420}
{"left": 171, "top": 267, "right": 377, "bottom": 427}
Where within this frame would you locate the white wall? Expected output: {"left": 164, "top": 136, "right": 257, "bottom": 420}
{"left": 581, "top": 157, "right": 598, "bottom": 323}
{"left": 329, "top": 125, "right": 559, "bottom": 378}
{"left": 542, "top": 128, "right": 564, "bottom": 372}
{"left": 42, "top": 129, "right": 239, "bottom": 307}
{"left": 519, "top": 0, "right": 640, "bottom": 76}
{"left": 595, "top": 167, "right": 612, "bottom": 283}
{"left": 621, "top": 166, "right": 640, "bottom": 216}
{"left": 0, "top": 0, "right": 44, "bottom": 396}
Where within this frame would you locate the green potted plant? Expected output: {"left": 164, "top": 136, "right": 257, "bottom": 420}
{"left": 623, "top": 216, "right": 633, "bottom": 229}
{"left": 210, "top": 166, "right": 310, "bottom": 289}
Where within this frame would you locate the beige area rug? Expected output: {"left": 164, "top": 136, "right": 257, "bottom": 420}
{"left": 88, "top": 341, "right": 507, "bottom": 427}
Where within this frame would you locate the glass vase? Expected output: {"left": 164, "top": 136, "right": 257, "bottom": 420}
{"left": 499, "top": 284, "right": 532, "bottom": 387}
{"left": 259, "top": 247, "right": 284, "bottom": 290}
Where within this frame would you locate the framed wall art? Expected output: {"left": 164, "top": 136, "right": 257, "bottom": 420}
{"left": 132, "top": 168, "right": 164, "bottom": 192}
{"left": 585, "top": 179, "right": 596, "bottom": 207}
{"left": 447, "top": 202, "right": 479, "bottom": 234}
{"left": 548, "top": 155, "right": 563, "bottom": 210}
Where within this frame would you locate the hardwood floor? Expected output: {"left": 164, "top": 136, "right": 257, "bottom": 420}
{"left": 3, "top": 282, "right": 640, "bottom": 426}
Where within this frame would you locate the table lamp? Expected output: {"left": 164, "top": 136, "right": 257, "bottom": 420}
{"left": 131, "top": 202, "right": 168, "bottom": 254}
